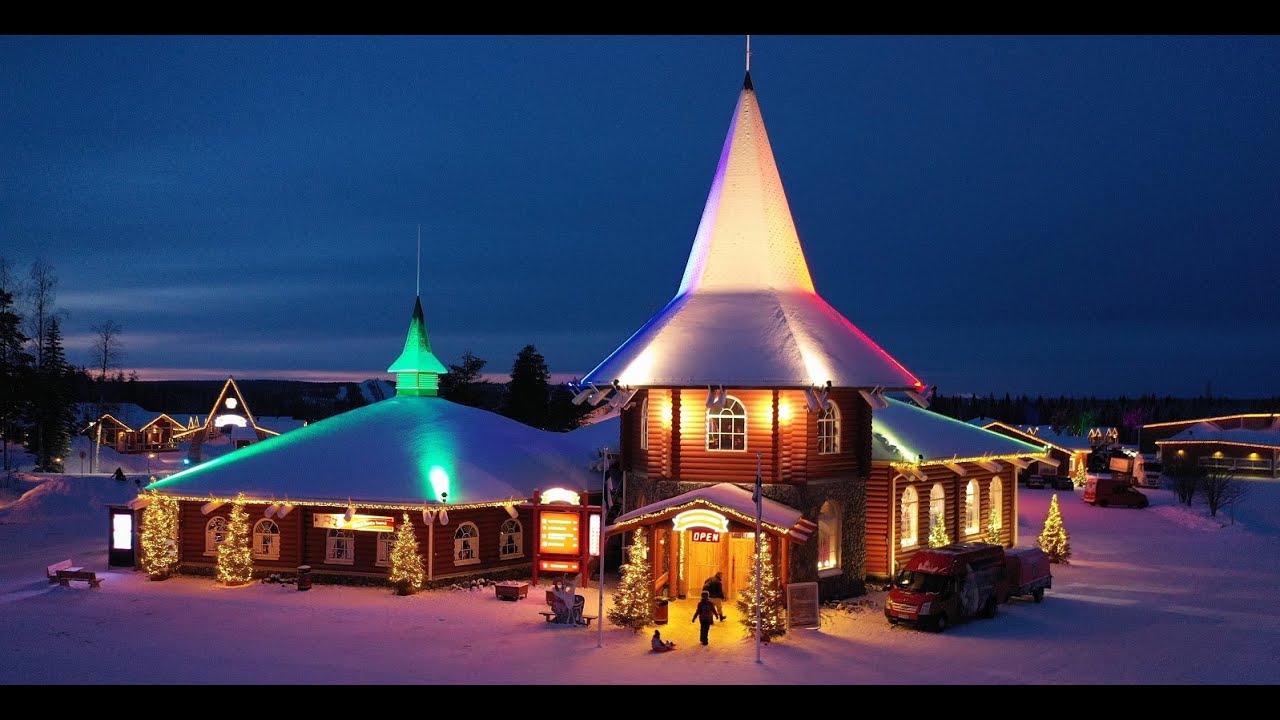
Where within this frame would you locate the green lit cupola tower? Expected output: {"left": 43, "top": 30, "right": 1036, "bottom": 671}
{"left": 387, "top": 295, "right": 448, "bottom": 397}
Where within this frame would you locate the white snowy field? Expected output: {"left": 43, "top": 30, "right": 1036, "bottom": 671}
{"left": 2, "top": 439, "right": 1278, "bottom": 686}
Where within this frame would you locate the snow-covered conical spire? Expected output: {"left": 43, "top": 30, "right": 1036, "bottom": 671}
{"left": 387, "top": 295, "right": 448, "bottom": 397}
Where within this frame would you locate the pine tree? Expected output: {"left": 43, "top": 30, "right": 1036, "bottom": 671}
{"left": 139, "top": 491, "right": 179, "bottom": 578}
{"left": 216, "top": 493, "right": 255, "bottom": 585}
{"left": 502, "top": 344, "right": 550, "bottom": 429}
{"left": 734, "top": 535, "right": 787, "bottom": 642}
{"left": 606, "top": 530, "right": 654, "bottom": 632}
{"left": 388, "top": 513, "right": 425, "bottom": 595}
{"left": 984, "top": 512, "right": 1001, "bottom": 545}
{"left": 0, "top": 277, "right": 34, "bottom": 474}
{"left": 25, "top": 316, "right": 74, "bottom": 472}
{"left": 1037, "top": 493, "right": 1072, "bottom": 564}
{"left": 928, "top": 512, "right": 949, "bottom": 548}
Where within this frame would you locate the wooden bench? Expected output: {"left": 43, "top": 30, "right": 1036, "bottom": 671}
{"left": 47, "top": 559, "right": 80, "bottom": 584}
{"left": 579, "top": 614, "right": 597, "bottom": 628}
{"left": 538, "top": 610, "right": 597, "bottom": 627}
{"left": 57, "top": 569, "right": 102, "bottom": 589}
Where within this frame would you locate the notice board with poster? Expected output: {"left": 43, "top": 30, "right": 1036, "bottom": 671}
{"left": 786, "top": 581, "right": 820, "bottom": 628}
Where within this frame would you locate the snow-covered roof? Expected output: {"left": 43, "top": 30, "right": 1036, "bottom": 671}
{"left": 873, "top": 398, "right": 1049, "bottom": 462}
{"left": 1161, "top": 421, "right": 1280, "bottom": 449}
{"left": 606, "top": 482, "right": 816, "bottom": 543}
{"left": 979, "top": 420, "right": 1100, "bottom": 453}
{"left": 150, "top": 395, "right": 596, "bottom": 507}
{"left": 582, "top": 72, "right": 923, "bottom": 392}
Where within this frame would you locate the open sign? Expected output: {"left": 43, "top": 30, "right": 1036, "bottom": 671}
{"left": 691, "top": 529, "right": 721, "bottom": 543}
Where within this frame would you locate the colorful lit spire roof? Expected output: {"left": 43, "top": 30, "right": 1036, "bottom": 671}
{"left": 387, "top": 295, "right": 448, "bottom": 396}
{"left": 583, "top": 71, "right": 923, "bottom": 391}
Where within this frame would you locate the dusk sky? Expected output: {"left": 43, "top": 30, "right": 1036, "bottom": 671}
{"left": 3, "top": 35, "right": 1278, "bottom": 398}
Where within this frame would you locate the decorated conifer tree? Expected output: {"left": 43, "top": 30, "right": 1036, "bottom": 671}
{"left": 216, "top": 493, "right": 254, "bottom": 585}
{"left": 927, "top": 512, "right": 949, "bottom": 547}
{"left": 139, "top": 490, "right": 179, "bottom": 579}
{"left": 606, "top": 529, "right": 654, "bottom": 632}
{"left": 1037, "top": 493, "right": 1072, "bottom": 564}
{"left": 734, "top": 535, "right": 787, "bottom": 642}
{"left": 388, "top": 513, "right": 425, "bottom": 595}
{"left": 984, "top": 512, "right": 1002, "bottom": 546}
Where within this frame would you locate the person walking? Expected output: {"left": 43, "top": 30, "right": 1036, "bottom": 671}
{"left": 692, "top": 590, "right": 719, "bottom": 646}
{"left": 702, "top": 571, "right": 728, "bottom": 621}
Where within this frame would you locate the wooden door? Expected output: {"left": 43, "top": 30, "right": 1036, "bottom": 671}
{"left": 686, "top": 533, "right": 723, "bottom": 599}
{"left": 727, "top": 534, "right": 757, "bottom": 599}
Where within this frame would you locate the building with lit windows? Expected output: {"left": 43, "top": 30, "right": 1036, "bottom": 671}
{"left": 1146, "top": 413, "right": 1280, "bottom": 479}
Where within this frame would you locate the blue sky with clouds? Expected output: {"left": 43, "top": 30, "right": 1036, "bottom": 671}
{"left": 3, "top": 35, "right": 1278, "bottom": 397}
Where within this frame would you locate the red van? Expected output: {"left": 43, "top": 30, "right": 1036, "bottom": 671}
{"left": 884, "top": 542, "right": 1010, "bottom": 632}
{"left": 1083, "top": 477, "right": 1149, "bottom": 508}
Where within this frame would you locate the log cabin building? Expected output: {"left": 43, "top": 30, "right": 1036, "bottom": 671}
{"left": 143, "top": 295, "right": 599, "bottom": 586}
{"left": 592, "top": 68, "right": 1049, "bottom": 603}
{"left": 1146, "top": 413, "right": 1280, "bottom": 479}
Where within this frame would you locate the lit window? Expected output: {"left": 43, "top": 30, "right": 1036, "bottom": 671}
{"left": 964, "top": 480, "right": 979, "bottom": 534}
{"left": 326, "top": 529, "right": 355, "bottom": 565}
{"left": 817, "top": 500, "right": 841, "bottom": 573}
{"left": 640, "top": 398, "right": 649, "bottom": 451}
{"left": 454, "top": 522, "right": 480, "bottom": 566}
{"left": 252, "top": 519, "right": 280, "bottom": 560}
{"left": 499, "top": 519, "right": 523, "bottom": 560}
{"left": 376, "top": 532, "right": 393, "bottom": 567}
{"left": 900, "top": 486, "right": 919, "bottom": 548}
{"left": 204, "top": 516, "right": 228, "bottom": 556}
{"left": 817, "top": 403, "right": 840, "bottom": 455}
{"left": 990, "top": 478, "right": 1003, "bottom": 532}
{"left": 706, "top": 396, "right": 747, "bottom": 452}
{"left": 930, "top": 483, "right": 946, "bottom": 543}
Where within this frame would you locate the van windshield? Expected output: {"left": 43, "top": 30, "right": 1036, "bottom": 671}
{"left": 892, "top": 570, "right": 948, "bottom": 594}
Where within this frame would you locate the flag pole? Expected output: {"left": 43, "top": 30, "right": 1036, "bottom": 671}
{"left": 598, "top": 446, "right": 607, "bottom": 648}
{"left": 754, "top": 450, "right": 763, "bottom": 664}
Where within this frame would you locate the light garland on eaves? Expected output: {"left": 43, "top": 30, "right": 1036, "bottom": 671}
{"left": 145, "top": 492, "right": 528, "bottom": 514}
{"left": 889, "top": 452, "right": 1048, "bottom": 475}
{"left": 1155, "top": 440, "right": 1280, "bottom": 450}
{"left": 606, "top": 498, "right": 792, "bottom": 537}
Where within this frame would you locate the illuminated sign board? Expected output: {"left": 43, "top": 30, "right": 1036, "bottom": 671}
{"left": 589, "top": 513, "right": 601, "bottom": 557}
{"left": 540, "top": 559, "right": 581, "bottom": 573}
{"left": 690, "top": 528, "right": 721, "bottom": 543}
{"left": 313, "top": 513, "right": 396, "bottom": 533}
{"left": 539, "top": 511, "right": 581, "bottom": 555}
{"left": 112, "top": 512, "right": 133, "bottom": 550}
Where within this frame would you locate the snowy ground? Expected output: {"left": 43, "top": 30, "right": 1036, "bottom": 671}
{"left": 2, "top": 438, "right": 1278, "bottom": 685}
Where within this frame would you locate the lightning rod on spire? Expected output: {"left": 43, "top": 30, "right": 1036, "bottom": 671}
{"left": 746, "top": 35, "right": 751, "bottom": 72}
{"left": 416, "top": 224, "right": 421, "bottom": 297}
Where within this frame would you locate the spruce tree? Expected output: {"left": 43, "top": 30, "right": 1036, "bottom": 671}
{"left": 606, "top": 530, "right": 654, "bottom": 632}
{"left": 388, "top": 513, "right": 425, "bottom": 595}
{"left": 734, "top": 535, "right": 787, "bottom": 642}
{"left": 26, "top": 316, "right": 74, "bottom": 472}
{"left": 216, "top": 493, "right": 255, "bottom": 585}
{"left": 502, "top": 344, "right": 550, "bottom": 429}
{"left": 0, "top": 281, "right": 33, "bottom": 473}
{"left": 984, "top": 512, "right": 1001, "bottom": 545}
{"left": 139, "top": 491, "right": 180, "bottom": 578}
{"left": 1037, "top": 493, "right": 1072, "bottom": 564}
{"left": 928, "top": 512, "right": 949, "bottom": 548}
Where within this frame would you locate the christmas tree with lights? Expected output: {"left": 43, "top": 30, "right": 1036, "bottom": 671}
{"left": 984, "top": 512, "right": 1002, "bottom": 546}
{"left": 216, "top": 493, "right": 254, "bottom": 586}
{"left": 606, "top": 529, "right": 654, "bottom": 632}
{"left": 1037, "top": 493, "right": 1072, "bottom": 564}
{"left": 139, "top": 490, "right": 179, "bottom": 579}
{"left": 388, "top": 513, "right": 425, "bottom": 595}
{"left": 928, "top": 512, "right": 949, "bottom": 548}
{"left": 734, "top": 535, "right": 787, "bottom": 642}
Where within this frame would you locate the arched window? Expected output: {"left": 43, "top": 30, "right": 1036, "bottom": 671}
{"left": 899, "top": 485, "right": 919, "bottom": 548}
{"left": 499, "top": 518, "right": 523, "bottom": 559}
{"left": 964, "top": 480, "right": 979, "bottom": 534}
{"left": 817, "top": 500, "right": 841, "bottom": 572}
{"left": 817, "top": 403, "right": 840, "bottom": 455}
{"left": 252, "top": 519, "right": 280, "bottom": 560}
{"left": 376, "top": 532, "right": 393, "bottom": 567}
{"left": 454, "top": 522, "right": 480, "bottom": 566}
{"left": 204, "top": 516, "right": 228, "bottom": 556}
{"left": 706, "top": 396, "right": 747, "bottom": 451}
{"left": 990, "top": 478, "right": 1003, "bottom": 533}
{"left": 640, "top": 397, "right": 649, "bottom": 451}
{"left": 326, "top": 529, "right": 355, "bottom": 565}
{"left": 930, "top": 483, "right": 945, "bottom": 536}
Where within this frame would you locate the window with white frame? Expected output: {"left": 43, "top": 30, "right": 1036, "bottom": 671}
{"left": 640, "top": 397, "right": 649, "bottom": 451}
{"left": 499, "top": 519, "right": 523, "bottom": 559}
{"left": 454, "top": 522, "right": 480, "bottom": 566}
{"left": 964, "top": 480, "right": 979, "bottom": 534}
{"left": 204, "top": 516, "right": 228, "bottom": 556}
{"left": 930, "top": 483, "right": 945, "bottom": 537}
{"left": 817, "top": 500, "right": 841, "bottom": 572}
{"left": 326, "top": 529, "right": 356, "bottom": 565}
{"left": 900, "top": 485, "right": 919, "bottom": 548}
{"left": 990, "top": 478, "right": 1003, "bottom": 532}
{"left": 706, "top": 396, "right": 746, "bottom": 451}
{"left": 252, "top": 519, "right": 280, "bottom": 560}
{"left": 817, "top": 403, "right": 840, "bottom": 455}
{"left": 376, "top": 532, "right": 393, "bottom": 567}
